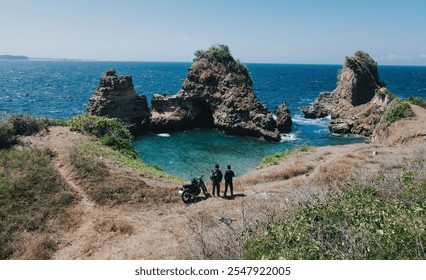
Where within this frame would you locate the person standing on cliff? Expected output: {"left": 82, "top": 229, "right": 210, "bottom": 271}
{"left": 224, "top": 165, "right": 235, "bottom": 197}
{"left": 210, "top": 164, "right": 223, "bottom": 197}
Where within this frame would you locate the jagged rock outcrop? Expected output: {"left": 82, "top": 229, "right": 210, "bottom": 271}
{"left": 87, "top": 69, "right": 150, "bottom": 134}
{"left": 87, "top": 46, "right": 293, "bottom": 141}
{"left": 300, "top": 51, "right": 384, "bottom": 119}
{"left": 298, "top": 51, "right": 396, "bottom": 137}
{"left": 150, "top": 45, "right": 289, "bottom": 141}
{"left": 274, "top": 102, "right": 292, "bottom": 133}
{"left": 328, "top": 90, "right": 392, "bottom": 136}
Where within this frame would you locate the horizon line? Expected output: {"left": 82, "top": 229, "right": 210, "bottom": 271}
{"left": 1, "top": 55, "right": 424, "bottom": 67}
{"left": 21, "top": 57, "right": 426, "bottom": 67}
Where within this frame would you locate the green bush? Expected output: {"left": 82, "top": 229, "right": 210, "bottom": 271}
{"left": 100, "top": 135, "right": 137, "bottom": 158}
{"left": 0, "top": 115, "right": 50, "bottom": 149}
{"left": 65, "top": 114, "right": 137, "bottom": 158}
{"left": 194, "top": 44, "right": 233, "bottom": 61}
{"left": 0, "top": 119, "right": 16, "bottom": 148}
{"left": 384, "top": 102, "right": 413, "bottom": 123}
{"left": 244, "top": 166, "right": 426, "bottom": 260}
{"left": 406, "top": 96, "right": 426, "bottom": 109}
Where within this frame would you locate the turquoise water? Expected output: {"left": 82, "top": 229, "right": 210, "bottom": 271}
{"left": 1, "top": 61, "right": 426, "bottom": 178}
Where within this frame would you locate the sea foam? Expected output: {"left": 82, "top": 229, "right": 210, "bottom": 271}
{"left": 157, "top": 133, "right": 171, "bottom": 137}
{"left": 280, "top": 133, "right": 298, "bottom": 142}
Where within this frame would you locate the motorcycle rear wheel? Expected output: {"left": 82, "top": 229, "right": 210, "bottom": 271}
{"left": 181, "top": 190, "right": 192, "bottom": 204}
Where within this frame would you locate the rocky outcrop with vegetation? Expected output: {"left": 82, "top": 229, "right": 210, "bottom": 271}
{"left": 300, "top": 51, "right": 384, "bottom": 119}
{"left": 298, "top": 51, "right": 415, "bottom": 138}
{"left": 87, "top": 45, "right": 292, "bottom": 141}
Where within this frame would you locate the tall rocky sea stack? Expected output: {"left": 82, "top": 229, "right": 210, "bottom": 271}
{"left": 300, "top": 51, "right": 396, "bottom": 136}
{"left": 87, "top": 69, "right": 150, "bottom": 134}
{"left": 300, "top": 51, "right": 384, "bottom": 119}
{"left": 87, "top": 45, "right": 292, "bottom": 141}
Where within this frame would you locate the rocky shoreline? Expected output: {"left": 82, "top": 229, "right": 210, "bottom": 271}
{"left": 87, "top": 48, "right": 420, "bottom": 144}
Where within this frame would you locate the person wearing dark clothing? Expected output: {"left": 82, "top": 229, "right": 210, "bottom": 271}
{"left": 210, "top": 164, "right": 223, "bottom": 196}
{"left": 224, "top": 165, "right": 235, "bottom": 196}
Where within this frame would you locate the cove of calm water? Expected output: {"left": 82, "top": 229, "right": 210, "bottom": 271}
{"left": 1, "top": 60, "right": 426, "bottom": 178}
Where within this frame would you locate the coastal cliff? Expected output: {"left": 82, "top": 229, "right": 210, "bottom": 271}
{"left": 86, "top": 45, "right": 292, "bottom": 141}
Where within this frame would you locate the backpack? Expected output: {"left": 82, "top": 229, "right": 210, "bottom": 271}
{"left": 210, "top": 168, "right": 222, "bottom": 182}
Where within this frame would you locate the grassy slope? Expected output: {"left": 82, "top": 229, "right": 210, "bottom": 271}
{"left": 244, "top": 155, "right": 426, "bottom": 260}
{"left": 0, "top": 148, "right": 77, "bottom": 259}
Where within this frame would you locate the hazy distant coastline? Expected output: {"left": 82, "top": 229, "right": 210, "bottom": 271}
{"left": 0, "top": 55, "right": 94, "bottom": 62}
{"left": 0, "top": 55, "right": 28, "bottom": 60}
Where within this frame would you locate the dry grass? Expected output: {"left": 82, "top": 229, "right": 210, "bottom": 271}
{"left": 315, "top": 158, "right": 356, "bottom": 187}
{"left": 17, "top": 235, "right": 59, "bottom": 260}
{"left": 186, "top": 199, "right": 276, "bottom": 260}
{"left": 95, "top": 219, "right": 135, "bottom": 235}
{"left": 238, "top": 163, "right": 314, "bottom": 187}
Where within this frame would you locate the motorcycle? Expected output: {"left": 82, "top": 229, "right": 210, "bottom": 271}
{"left": 179, "top": 175, "right": 211, "bottom": 204}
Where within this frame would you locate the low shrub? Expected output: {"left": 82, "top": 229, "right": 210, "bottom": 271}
{"left": 0, "top": 115, "right": 49, "bottom": 148}
{"left": 69, "top": 142, "right": 180, "bottom": 205}
{"left": 65, "top": 114, "right": 137, "bottom": 158}
{"left": 100, "top": 135, "right": 137, "bottom": 158}
{"left": 384, "top": 102, "right": 413, "bottom": 123}
{"left": 406, "top": 96, "right": 426, "bottom": 109}
{"left": 194, "top": 44, "right": 233, "bottom": 62}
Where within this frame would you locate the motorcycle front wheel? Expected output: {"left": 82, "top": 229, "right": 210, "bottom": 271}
{"left": 181, "top": 190, "right": 192, "bottom": 204}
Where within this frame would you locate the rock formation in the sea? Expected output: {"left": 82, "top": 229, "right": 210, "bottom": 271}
{"left": 327, "top": 88, "right": 392, "bottom": 135}
{"left": 152, "top": 45, "right": 292, "bottom": 141}
{"left": 274, "top": 102, "right": 292, "bottom": 133}
{"left": 86, "top": 45, "right": 292, "bottom": 141}
{"left": 300, "top": 51, "right": 384, "bottom": 119}
{"left": 86, "top": 69, "right": 150, "bottom": 134}
{"left": 150, "top": 45, "right": 288, "bottom": 141}
{"left": 299, "top": 51, "right": 397, "bottom": 137}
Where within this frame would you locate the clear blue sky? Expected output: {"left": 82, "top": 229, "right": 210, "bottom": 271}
{"left": 1, "top": 0, "right": 426, "bottom": 65}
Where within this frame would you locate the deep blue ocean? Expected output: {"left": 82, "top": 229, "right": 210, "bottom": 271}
{"left": 1, "top": 60, "right": 426, "bottom": 178}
